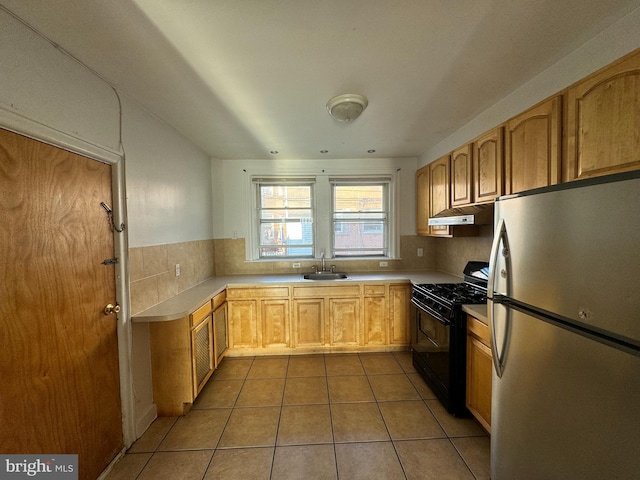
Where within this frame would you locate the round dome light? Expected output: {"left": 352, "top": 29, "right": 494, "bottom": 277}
{"left": 326, "top": 94, "right": 368, "bottom": 122}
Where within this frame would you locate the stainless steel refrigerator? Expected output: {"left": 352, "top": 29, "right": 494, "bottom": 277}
{"left": 488, "top": 170, "right": 640, "bottom": 479}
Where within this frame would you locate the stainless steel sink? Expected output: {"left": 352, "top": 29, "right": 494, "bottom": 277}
{"left": 302, "top": 272, "right": 349, "bottom": 280}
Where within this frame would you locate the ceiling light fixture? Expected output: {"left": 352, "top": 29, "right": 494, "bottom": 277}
{"left": 326, "top": 94, "right": 368, "bottom": 122}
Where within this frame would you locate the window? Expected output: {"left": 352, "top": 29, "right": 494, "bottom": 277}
{"left": 255, "top": 179, "right": 314, "bottom": 258}
{"left": 251, "top": 174, "right": 395, "bottom": 260}
{"left": 331, "top": 179, "right": 389, "bottom": 257}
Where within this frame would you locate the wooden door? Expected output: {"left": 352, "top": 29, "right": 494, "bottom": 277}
{"left": 389, "top": 284, "right": 411, "bottom": 345}
{"left": 505, "top": 96, "right": 561, "bottom": 194}
{"left": 415, "top": 165, "right": 430, "bottom": 235}
{"left": 473, "top": 127, "right": 504, "bottom": 203}
{"left": 565, "top": 49, "right": 640, "bottom": 181}
{"left": 261, "top": 299, "right": 289, "bottom": 348}
{"left": 292, "top": 298, "right": 325, "bottom": 347}
{"left": 0, "top": 129, "right": 122, "bottom": 480}
{"left": 451, "top": 144, "right": 473, "bottom": 206}
{"left": 428, "top": 155, "right": 451, "bottom": 237}
{"left": 329, "top": 297, "right": 360, "bottom": 346}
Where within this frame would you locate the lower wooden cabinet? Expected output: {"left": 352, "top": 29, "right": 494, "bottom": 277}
{"left": 149, "top": 292, "right": 226, "bottom": 416}
{"left": 466, "top": 314, "right": 492, "bottom": 432}
{"left": 389, "top": 284, "right": 411, "bottom": 345}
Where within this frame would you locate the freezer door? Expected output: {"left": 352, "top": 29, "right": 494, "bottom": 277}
{"left": 491, "top": 309, "right": 640, "bottom": 479}
{"left": 493, "top": 175, "right": 640, "bottom": 344}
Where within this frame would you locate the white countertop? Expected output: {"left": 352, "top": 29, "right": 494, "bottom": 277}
{"left": 132, "top": 270, "right": 463, "bottom": 323}
{"left": 462, "top": 304, "right": 488, "bottom": 325}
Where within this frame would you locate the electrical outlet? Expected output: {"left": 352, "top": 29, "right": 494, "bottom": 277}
{"left": 175, "top": 264, "right": 181, "bottom": 276}
{"left": 417, "top": 248, "right": 424, "bottom": 257}
{"left": 292, "top": 262, "right": 301, "bottom": 268}
{"left": 379, "top": 261, "right": 388, "bottom": 267}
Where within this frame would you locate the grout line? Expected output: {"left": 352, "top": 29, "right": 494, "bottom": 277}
{"left": 268, "top": 355, "right": 290, "bottom": 480}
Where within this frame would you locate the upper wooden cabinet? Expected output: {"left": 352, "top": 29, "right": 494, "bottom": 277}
{"left": 429, "top": 155, "right": 451, "bottom": 237}
{"left": 451, "top": 144, "right": 473, "bottom": 206}
{"left": 505, "top": 96, "right": 562, "bottom": 194}
{"left": 473, "top": 127, "right": 504, "bottom": 203}
{"left": 565, "top": 49, "right": 640, "bottom": 181}
{"left": 416, "top": 165, "right": 430, "bottom": 236}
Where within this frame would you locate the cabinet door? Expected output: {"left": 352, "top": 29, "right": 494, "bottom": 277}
{"left": 451, "top": 144, "right": 473, "bottom": 206}
{"left": 565, "top": 50, "right": 640, "bottom": 181}
{"left": 466, "top": 334, "right": 492, "bottom": 432}
{"left": 505, "top": 96, "right": 561, "bottom": 194}
{"left": 191, "top": 315, "right": 214, "bottom": 397}
{"left": 227, "top": 300, "right": 258, "bottom": 348}
{"left": 363, "top": 295, "right": 387, "bottom": 345}
{"left": 416, "top": 165, "right": 430, "bottom": 235}
{"left": 429, "top": 155, "right": 451, "bottom": 237}
{"left": 213, "top": 303, "right": 228, "bottom": 366}
{"left": 292, "top": 298, "right": 326, "bottom": 347}
{"left": 261, "top": 299, "right": 289, "bottom": 348}
{"left": 473, "top": 127, "right": 504, "bottom": 203}
{"left": 389, "top": 284, "right": 410, "bottom": 345}
{"left": 329, "top": 298, "right": 360, "bottom": 346}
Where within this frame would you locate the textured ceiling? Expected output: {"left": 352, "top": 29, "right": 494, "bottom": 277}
{"left": 2, "top": 0, "right": 639, "bottom": 159}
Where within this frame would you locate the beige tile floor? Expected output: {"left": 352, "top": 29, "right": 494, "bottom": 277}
{"left": 106, "top": 352, "right": 490, "bottom": 480}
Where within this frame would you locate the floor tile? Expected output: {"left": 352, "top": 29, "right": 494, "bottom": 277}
{"left": 287, "top": 355, "right": 326, "bottom": 377}
{"left": 425, "top": 399, "right": 486, "bottom": 437}
{"left": 368, "top": 373, "right": 421, "bottom": 401}
{"left": 360, "top": 353, "right": 404, "bottom": 375}
{"left": 203, "top": 447, "right": 274, "bottom": 480}
{"left": 158, "top": 409, "right": 230, "bottom": 451}
{"left": 451, "top": 436, "right": 491, "bottom": 480}
{"left": 393, "top": 351, "right": 417, "bottom": 373}
{"left": 235, "top": 378, "right": 285, "bottom": 407}
{"left": 331, "top": 403, "right": 389, "bottom": 443}
{"left": 103, "top": 453, "right": 151, "bottom": 480}
{"left": 247, "top": 357, "right": 289, "bottom": 379}
{"left": 327, "top": 375, "right": 375, "bottom": 403}
{"left": 128, "top": 416, "right": 176, "bottom": 453}
{"left": 213, "top": 358, "right": 253, "bottom": 380}
{"left": 394, "top": 439, "right": 475, "bottom": 480}
{"left": 378, "top": 400, "right": 446, "bottom": 440}
{"left": 335, "top": 442, "right": 406, "bottom": 480}
{"left": 137, "top": 450, "right": 214, "bottom": 480}
{"left": 271, "top": 444, "right": 337, "bottom": 480}
{"left": 324, "top": 354, "right": 364, "bottom": 376}
{"left": 283, "top": 376, "right": 328, "bottom": 405}
{"left": 218, "top": 406, "right": 281, "bottom": 448}
{"left": 194, "top": 379, "right": 243, "bottom": 408}
{"left": 277, "top": 404, "right": 333, "bottom": 446}
{"left": 407, "top": 372, "right": 437, "bottom": 399}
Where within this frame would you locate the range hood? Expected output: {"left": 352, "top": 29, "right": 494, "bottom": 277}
{"left": 427, "top": 203, "right": 494, "bottom": 226}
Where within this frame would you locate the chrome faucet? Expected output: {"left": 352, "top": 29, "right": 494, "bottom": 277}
{"left": 320, "top": 250, "right": 326, "bottom": 272}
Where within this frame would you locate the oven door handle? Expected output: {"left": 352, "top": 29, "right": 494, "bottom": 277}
{"left": 411, "top": 299, "right": 449, "bottom": 326}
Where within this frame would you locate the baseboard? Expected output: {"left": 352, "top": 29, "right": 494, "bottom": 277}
{"left": 135, "top": 403, "right": 158, "bottom": 439}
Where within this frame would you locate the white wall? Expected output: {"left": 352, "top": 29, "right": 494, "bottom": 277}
{"left": 123, "top": 99, "right": 213, "bottom": 248}
{"left": 0, "top": 8, "right": 120, "bottom": 162}
{"left": 420, "top": 6, "right": 640, "bottom": 166}
{"left": 216, "top": 156, "right": 418, "bottom": 242}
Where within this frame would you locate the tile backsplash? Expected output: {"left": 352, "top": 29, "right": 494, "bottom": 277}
{"left": 129, "top": 239, "right": 215, "bottom": 315}
{"left": 129, "top": 233, "right": 492, "bottom": 314}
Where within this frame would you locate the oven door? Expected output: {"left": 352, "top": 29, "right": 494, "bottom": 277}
{"left": 411, "top": 302, "right": 451, "bottom": 395}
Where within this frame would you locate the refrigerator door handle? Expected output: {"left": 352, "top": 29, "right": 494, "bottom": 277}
{"left": 488, "top": 218, "right": 511, "bottom": 378}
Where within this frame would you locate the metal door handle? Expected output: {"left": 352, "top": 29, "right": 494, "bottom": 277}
{"left": 104, "top": 303, "right": 121, "bottom": 315}
{"left": 488, "top": 218, "right": 511, "bottom": 378}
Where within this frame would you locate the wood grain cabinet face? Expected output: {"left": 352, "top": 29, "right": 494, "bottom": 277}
{"left": 466, "top": 315, "right": 492, "bottom": 432}
{"left": 389, "top": 284, "right": 410, "bottom": 345}
{"left": 227, "top": 299, "right": 258, "bottom": 348}
{"left": 429, "top": 155, "right": 451, "bottom": 237}
{"left": 363, "top": 290, "right": 387, "bottom": 346}
{"left": 473, "top": 127, "right": 504, "bottom": 203}
{"left": 566, "top": 50, "right": 640, "bottom": 181}
{"left": 505, "top": 96, "right": 561, "bottom": 194}
{"left": 329, "top": 298, "right": 360, "bottom": 346}
{"left": 261, "top": 299, "right": 289, "bottom": 348}
{"left": 292, "top": 298, "right": 326, "bottom": 347}
{"left": 451, "top": 144, "right": 473, "bottom": 206}
{"left": 213, "top": 302, "right": 228, "bottom": 366}
{"left": 416, "top": 165, "right": 430, "bottom": 236}
{"left": 191, "top": 314, "right": 214, "bottom": 397}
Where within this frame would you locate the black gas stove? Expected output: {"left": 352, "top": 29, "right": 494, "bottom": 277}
{"left": 411, "top": 261, "right": 489, "bottom": 416}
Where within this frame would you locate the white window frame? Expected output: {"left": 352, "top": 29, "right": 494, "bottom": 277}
{"left": 253, "top": 177, "right": 316, "bottom": 259}
{"left": 249, "top": 172, "right": 398, "bottom": 261}
{"left": 330, "top": 178, "right": 391, "bottom": 258}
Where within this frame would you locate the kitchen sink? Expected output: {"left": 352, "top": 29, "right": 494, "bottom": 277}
{"left": 302, "top": 272, "right": 349, "bottom": 280}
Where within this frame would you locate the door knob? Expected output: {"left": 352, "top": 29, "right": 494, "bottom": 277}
{"left": 104, "top": 303, "right": 121, "bottom": 315}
